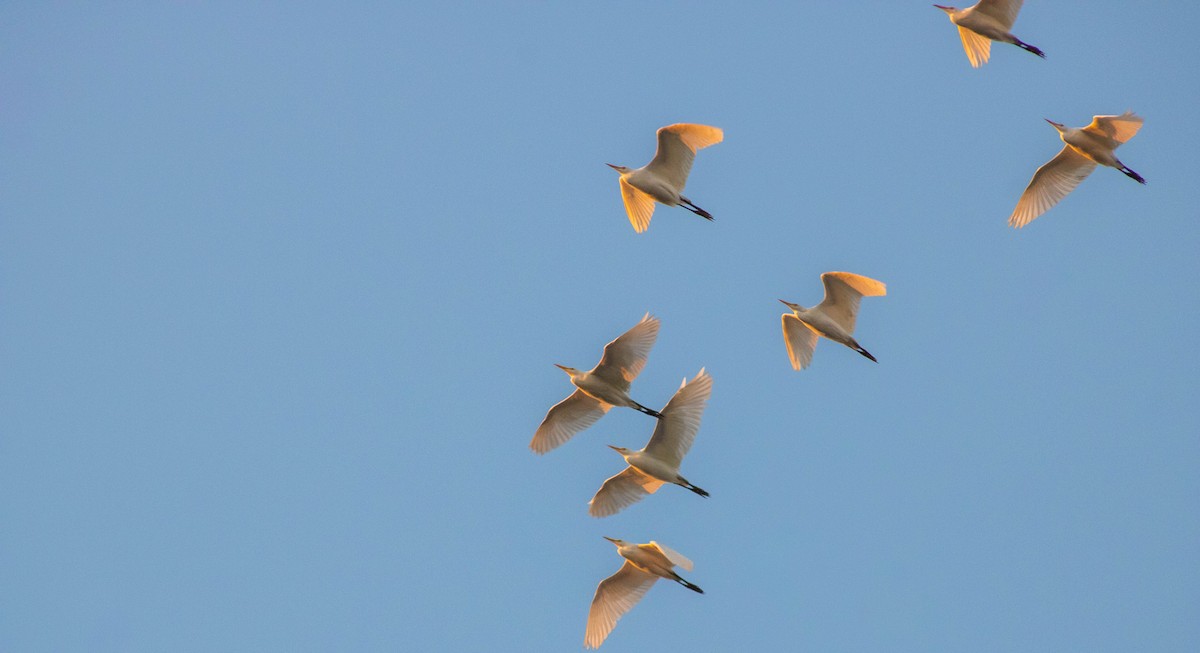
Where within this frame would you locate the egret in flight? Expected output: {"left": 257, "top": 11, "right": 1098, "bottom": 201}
{"left": 780, "top": 272, "right": 887, "bottom": 370}
{"left": 934, "top": 1, "right": 1044, "bottom": 68}
{"left": 585, "top": 537, "right": 702, "bottom": 649}
{"left": 1009, "top": 112, "right": 1145, "bottom": 228}
{"left": 530, "top": 314, "right": 662, "bottom": 454}
{"left": 608, "top": 123, "right": 723, "bottom": 233}
{"left": 588, "top": 369, "right": 713, "bottom": 517}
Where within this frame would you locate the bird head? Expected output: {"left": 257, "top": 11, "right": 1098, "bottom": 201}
{"left": 932, "top": 4, "right": 957, "bottom": 14}
{"left": 1045, "top": 118, "right": 1066, "bottom": 132}
{"left": 603, "top": 536, "right": 628, "bottom": 547}
{"left": 554, "top": 364, "right": 580, "bottom": 377}
{"left": 607, "top": 445, "right": 633, "bottom": 456}
{"left": 606, "top": 163, "right": 631, "bottom": 174}
{"left": 778, "top": 299, "right": 803, "bottom": 312}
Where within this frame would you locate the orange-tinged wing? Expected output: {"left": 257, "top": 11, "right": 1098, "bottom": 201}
{"left": 619, "top": 177, "right": 657, "bottom": 233}
{"left": 782, "top": 313, "right": 819, "bottom": 370}
{"left": 1009, "top": 146, "right": 1097, "bottom": 228}
{"left": 957, "top": 25, "right": 993, "bottom": 68}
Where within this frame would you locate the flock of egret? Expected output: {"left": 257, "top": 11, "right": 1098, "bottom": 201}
{"left": 528, "top": 1, "right": 1146, "bottom": 647}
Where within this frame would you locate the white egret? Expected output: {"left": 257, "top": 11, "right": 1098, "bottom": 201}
{"left": 608, "top": 123, "right": 723, "bottom": 233}
{"left": 588, "top": 369, "right": 712, "bottom": 517}
{"left": 530, "top": 314, "right": 662, "bottom": 454}
{"left": 779, "top": 272, "right": 887, "bottom": 370}
{"left": 1009, "top": 112, "right": 1145, "bottom": 228}
{"left": 585, "top": 537, "right": 702, "bottom": 649}
{"left": 934, "top": 1, "right": 1044, "bottom": 68}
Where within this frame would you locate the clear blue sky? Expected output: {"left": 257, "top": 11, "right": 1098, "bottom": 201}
{"left": 3, "top": 2, "right": 1198, "bottom": 651}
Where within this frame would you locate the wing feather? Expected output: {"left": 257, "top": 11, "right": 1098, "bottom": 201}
{"left": 588, "top": 467, "right": 664, "bottom": 518}
{"left": 957, "top": 25, "right": 993, "bottom": 68}
{"left": 530, "top": 390, "right": 609, "bottom": 454}
{"left": 648, "top": 541, "right": 694, "bottom": 572}
{"left": 619, "top": 177, "right": 657, "bottom": 233}
{"left": 1084, "top": 112, "right": 1143, "bottom": 145}
{"left": 592, "top": 314, "right": 660, "bottom": 388}
{"left": 585, "top": 562, "right": 657, "bottom": 649}
{"left": 645, "top": 123, "right": 723, "bottom": 191}
{"left": 1008, "top": 146, "right": 1097, "bottom": 228}
{"left": 782, "top": 314, "right": 819, "bottom": 371}
{"left": 973, "top": 0, "right": 1023, "bottom": 30}
{"left": 817, "top": 271, "right": 886, "bottom": 334}
{"left": 642, "top": 368, "right": 712, "bottom": 468}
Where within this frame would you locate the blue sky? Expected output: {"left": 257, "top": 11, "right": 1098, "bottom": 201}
{"left": 3, "top": 2, "right": 1198, "bottom": 651}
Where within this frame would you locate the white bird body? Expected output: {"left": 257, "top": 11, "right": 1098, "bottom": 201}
{"left": 1009, "top": 112, "right": 1145, "bottom": 228}
{"left": 935, "top": 1, "right": 1043, "bottom": 67}
{"left": 588, "top": 369, "right": 713, "bottom": 517}
{"left": 609, "top": 123, "right": 723, "bottom": 233}
{"left": 780, "top": 272, "right": 887, "bottom": 370}
{"left": 530, "top": 314, "right": 662, "bottom": 454}
{"left": 585, "top": 538, "right": 702, "bottom": 649}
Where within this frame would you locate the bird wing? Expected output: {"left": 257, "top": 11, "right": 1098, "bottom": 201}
{"left": 1008, "top": 146, "right": 1097, "bottom": 228}
{"left": 1084, "top": 112, "right": 1143, "bottom": 145}
{"left": 643, "top": 368, "right": 713, "bottom": 469}
{"left": 957, "top": 25, "right": 993, "bottom": 68}
{"left": 647, "top": 541, "right": 694, "bottom": 572}
{"left": 619, "top": 176, "right": 657, "bottom": 233}
{"left": 530, "top": 390, "right": 610, "bottom": 454}
{"left": 588, "top": 467, "right": 664, "bottom": 518}
{"left": 585, "top": 561, "right": 658, "bottom": 649}
{"left": 591, "top": 313, "right": 660, "bottom": 389}
{"left": 782, "top": 313, "right": 819, "bottom": 371}
{"left": 645, "top": 123, "right": 723, "bottom": 192}
{"left": 972, "top": 0, "right": 1023, "bottom": 30}
{"left": 817, "top": 271, "right": 886, "bottom": 334}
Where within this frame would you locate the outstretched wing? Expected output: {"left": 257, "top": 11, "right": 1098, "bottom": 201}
{"left": 1009, "top": 146, "right": 1097, "bottom": 228}
{"left": 619, "top": 177, "right": 657, "bottom": 233}
{"left": 817, "top": 271, "right": 887, "bottom": 334}
{"left": 588, "top": 467, "right": 664, "bottom": 518}
{"left": 782, "top": 313, "right": 819, "bottom": 371}
{"left": 585, "top": 562, "right": 658, "bottom": 649}
{"left": 1084, "top": 112, "right": 1143, "bottom": 146}
{"left": 973, "top": 0, "right": 1024, "bottom": 30}
{"left": 645, "top": 123, "right": 723, "bottom": 192}
{"left": 530, "top": 390, "right": 610, "bottom": 454}
{"left": 643, "top": 369, "right": 713, "bottom": 469}
{"left": 647, "top": 541, "right": 694, "bottom": 572}
{"left": 957, "top": 25, "right": 993, "bottom": 68}
{"left": 591, "top": 313, "right": 660, "bottom": 389}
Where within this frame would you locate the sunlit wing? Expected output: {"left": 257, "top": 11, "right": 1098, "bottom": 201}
{"left": 957, "top": 25, "right": 992, "bottom": 68}
{"left": 647, "top": 541, "right": 694, "bottom": 572}
{"left": 782, "top": 314, "right": 819, "bottom": 370}
{"left": 1085, "top": 112, "right": 1143, "bottom": 145}
{"left": 530, "top": 390, "right": 610, "bottom": 454}
{"left": 973, "top": 0, "right": 1023, "bottom": 30}
{"left": 1009, "top": 146, "right": 1097, "bottom": 228}
{"left": 818, "top": 271, "right": 886, "bottom": 334}
{"left": 585, "top": 562, "right": 658, "bottom": 649}
{"left": 588, "top": 467, "right": 664, "bottom": 518}
{"left": 591, "top": 313, "right": 660, "bottom": 388}
{"left": 643, "top": 368, "right": 712, "bottom": 469}
{"left": 645, "top": 123, "right": 723, "bottom": 191}
{"left": 619, "top": 177, "right": 657, "bottom": 233}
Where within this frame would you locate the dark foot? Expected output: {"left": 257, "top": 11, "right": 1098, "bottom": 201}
{"left": 680, "top": 197, "right": 715, "bottom": 221}
{"left": 1017, "top": 40, "right": 1045, "bottom": 58}
{"left": 1122, "top": 167, "right": 1146, "bottom": 184}
{"left": 675, "top": 577, "right": 704, "bottom": 594}
{"left": 634, "top": 403, "right": 663, "bottom": 418}
{"left": 856, "top": 347, "right": 878, "bottom": 363}
{"left": 682, "top": 483, "right": 709, "bottom": 498}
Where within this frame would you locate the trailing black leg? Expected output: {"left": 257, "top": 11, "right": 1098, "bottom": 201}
{"left": 673, "top": 574, "right": 704, "bottom": 594}
{"left": 1120, "top": 166, "right": 1146, "bottom": 184}
{"left": 1015, "top": 39, "right": 1045, "bottom": 58}
{"left": 677, "top": 478, "right": 709, "bottom": 498}
{"left": 632, "top": 402, "right": 663, "bottom": 419}
{"left": 679, "top": 196, "right": 714, "bottom": 221}
{"left": 855, "top": 345, "right": 878, "bottom": 363}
